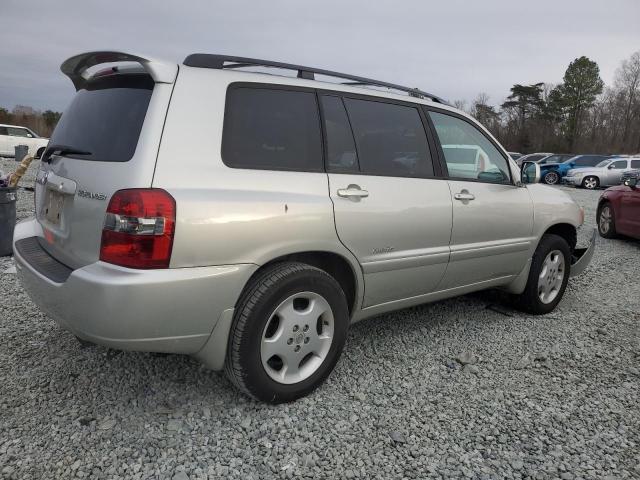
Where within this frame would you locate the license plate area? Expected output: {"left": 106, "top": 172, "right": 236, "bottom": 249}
{"left": 44, "top": 190, "right": 65, "bottom": 226}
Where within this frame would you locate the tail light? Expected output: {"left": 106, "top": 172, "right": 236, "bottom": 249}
{"left": 100, "top": 189, "right": 176, "bottom": 269}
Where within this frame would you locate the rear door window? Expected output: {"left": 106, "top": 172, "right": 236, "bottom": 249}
{"left": 49, "top": 74, "right": 153, "bottom": 162}
{"left": 222, "top": 87, "right": 323, "bottom": 172}
{"left": 343, "top": 98, "right": 434, "bottom": 177}
{"left": 428, "top": 111, "right": 511, "bottom": 184}
{"left": 611, "top": 160, "right": 627, "bottom": 169}
{"left": 631, "top": 160, "right": 640, "bottom": 168}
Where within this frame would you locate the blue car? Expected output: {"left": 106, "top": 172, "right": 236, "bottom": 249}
{"left": 539, "top": 154, "right": 612, "bottom": 185}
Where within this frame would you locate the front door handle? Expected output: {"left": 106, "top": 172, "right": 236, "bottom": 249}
{"left": 337, "top": 184, "right": 369, "bottom": 200}
{"left": 454, "top": 190, "right": 475, "bottom": 201}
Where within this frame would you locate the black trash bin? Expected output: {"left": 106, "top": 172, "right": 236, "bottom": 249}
{"left": 0, "top": 187, "right": 17, "bottom": 256}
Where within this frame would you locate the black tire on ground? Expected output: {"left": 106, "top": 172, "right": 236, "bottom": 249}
{"left": 582, "top": 176, "right": 599, "bottom": 189}
{"left": 543, "top": 171, "right": 560, "bottom": 185}
{"left": 512, "top": 234, "right": 571, "bottom": 315}
{"left": 225, "top": 262, "right": 349, "bottom": 403}
{"left": 597, "top": 202, "right": 617, "bottom": 238}
{"left": 36, "top": 147, "right": 45, "bottom": 159}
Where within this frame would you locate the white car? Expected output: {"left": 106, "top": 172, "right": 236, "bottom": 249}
{"left": 0, "top": 124, "right": 49, "bottom": 158}
{"left": 565, "top": 157, "right": 640, "bottom": 189}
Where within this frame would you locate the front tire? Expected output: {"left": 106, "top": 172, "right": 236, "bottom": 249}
{"left": 597, "top": 202, "right": 617, "bottom": 238}
{"left": 225, "top": 262, "right": 349, "bottom": 403}
{"left": 582, "top": 176, "right": 599, "bottom": 189}
{"left": 543, "top": 171, "right": 560, "bottom": 185}
{"left": 36, "top": 147, "right": 45, "bottom": 159}
{"left": 513, "top": 234, "right": 571, "bottom": 315}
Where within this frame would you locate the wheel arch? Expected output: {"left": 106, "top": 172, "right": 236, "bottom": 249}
{"left": 36, "top": 146, "right": 46, "bottom": 158}
{"left": 543, "top": 223, "right": 577, "bottom": 252}
{"left": 241, "top": 250, "right": 362, "bottom": 316}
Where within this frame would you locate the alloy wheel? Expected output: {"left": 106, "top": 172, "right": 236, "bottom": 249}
{"left": 599, "top": 206, "right": 612, "bottom": 235}
{"left": 260, "top": 292, "right": 334, "bottom": 384}
{"left": 544, "top": 172, "right": 559, "bottom": 185}
{"left": 537, "top": 250, "right": 565, "bottom": 304}
{"left": 583, "top": 177, "right": 598, "bottom": 189}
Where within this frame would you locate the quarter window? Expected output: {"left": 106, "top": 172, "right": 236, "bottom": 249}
{"left": 428, "top": 111, "right": 510, "bottom": 184}
{"left": 343, "top": 98, "right": 434, "bottom": 177}
{"left": 222, "top": 87, "right": 323, "bottom": 171}
{"left": 320, "top": 95, "right": 358, "bottom": 172}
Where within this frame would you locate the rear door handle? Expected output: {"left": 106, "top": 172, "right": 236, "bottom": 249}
{"left": 337, "top": 184, "right": 369, "bottom": 200}
{"left": 454, "top": 191, "right": 475, "bottom": 201}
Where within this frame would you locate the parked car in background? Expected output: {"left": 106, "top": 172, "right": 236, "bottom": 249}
{"left": 508, "top": 152, "right": 523, "bottom": 161}
{"left": 515, "top": 152, "right": 553, "bottom": 166}
{"left": 0, "top": 124, "right": 49, "bottom": 158}
{"left": 539, "top": 154, "right": 612, "bottom": 184}
{"left": 565, "top": 157, "right": 640, "bottom": 189}
{"left": 13, "top": 50, "right": 595, "bottom": 403}
{"left": 597, "top": 173, "right": 640, "bottom": 239}
{"left": 537, "top": 154, "right": 576, "bottom": 184}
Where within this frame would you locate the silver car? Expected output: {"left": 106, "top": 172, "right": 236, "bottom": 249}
{"left": 565, "top": 157, "right": 640, "bottom": 189}
{"left": 13, "top": 51, "right": 595, "bottom": 403}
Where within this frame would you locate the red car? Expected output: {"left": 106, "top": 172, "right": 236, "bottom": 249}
{"left": 597, "top": 175, "right": 640, "bottom": 239}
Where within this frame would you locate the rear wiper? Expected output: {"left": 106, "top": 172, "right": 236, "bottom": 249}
{"left": 42, "top": 144, "right": 92, "bottom": 163}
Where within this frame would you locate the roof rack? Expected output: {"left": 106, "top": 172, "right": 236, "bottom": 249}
{"left": 183, "top": 54, "right": 448, "bottom": 104}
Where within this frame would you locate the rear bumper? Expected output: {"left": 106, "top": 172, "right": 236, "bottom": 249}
{"left": 13, "top": 218, "right": 256, "bottom": 355}
{"left": 570, "top": 228, "right": 596, "bottom": 277}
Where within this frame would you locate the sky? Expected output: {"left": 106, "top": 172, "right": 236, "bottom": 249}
{"left": 0, "top": 0, "right": 638, "bottom": 113}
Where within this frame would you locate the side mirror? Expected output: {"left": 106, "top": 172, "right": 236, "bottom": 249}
{"left": 607, "top": 164, "right": 614, "bottom": 169}
{"left": 521, "top": 161, "right": 541, "bottom": 184}
{"left": 624, "top": 176, "right": 638, "bottom": 188}
{"left": 26, "top": 133, "right": 33, "bottom": 138}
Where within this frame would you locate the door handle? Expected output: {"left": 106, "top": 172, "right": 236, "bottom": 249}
{"left": 337, "top": 184, "right": 369, "bottom": 200}
{"left": 454, "top": 190, "right": 475, "bottom": 201}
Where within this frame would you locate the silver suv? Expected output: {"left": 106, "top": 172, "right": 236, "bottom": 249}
{"left": 13, "top": 51, "right": 595, "bottom": 403}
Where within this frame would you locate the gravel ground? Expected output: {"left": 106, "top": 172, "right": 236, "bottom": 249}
{"left": 1, "top": 156, "right": 639, "bottom": 479}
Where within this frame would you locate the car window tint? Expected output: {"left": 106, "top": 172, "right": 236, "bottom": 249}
{"left": 343, "top": 98, "right": 433, "bottom": 177}
{"left": 0, "top": 127, "right": 7, "bottom": 135}
{"left": 428, "top": 111, "right": 510, "bottom": 184}
{"left": 222, "top": 87, "right": 323, "bottom": 172}
{"left": 320, "top": 95, "right": 358, "bottom": 172}
{"left": 631, "top": 160, "right": 640, "bottom": 168}
{"left": 611, "top": 160, "right": 627, "bottom": 169}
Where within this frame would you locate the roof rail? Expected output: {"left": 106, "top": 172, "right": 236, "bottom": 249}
{"left": 183, "top": 54, "right": 448, "bottom": 105}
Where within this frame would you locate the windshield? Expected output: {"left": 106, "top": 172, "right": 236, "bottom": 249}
{"left": 49, "top": 74, "right": 153, "bottom": 162}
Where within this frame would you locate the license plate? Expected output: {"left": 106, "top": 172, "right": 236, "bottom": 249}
{"left": 45, "top": 190, "right": 65, "bottom": 226}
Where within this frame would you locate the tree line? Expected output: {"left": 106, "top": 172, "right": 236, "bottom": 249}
{"left": 0, "top": 106, "right": 61, "bottom": 138}
{"left": 460, "top": 51, "right": 640, "bottom": 155}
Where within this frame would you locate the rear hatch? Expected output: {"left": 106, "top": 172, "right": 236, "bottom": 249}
{"left": 35, "top": 52, "right": 177, "bottom": 269}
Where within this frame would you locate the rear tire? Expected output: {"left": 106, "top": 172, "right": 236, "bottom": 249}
{"left": 513, "top": 234, "right": 571, "bottom": 315}
{"left": 597, "top": 202, "right": 617, "bottom": 238}
{"left": 225, "top": 262, "right": 349, "bottom": 403}
{"left": 36, "top": 147, "right": 45, "bottom": 159}
{"left": 582, "top": 176, "right": 599, "bottom": 189}
{"left": 543, "top": 171, "right": 560, "bottom": 185}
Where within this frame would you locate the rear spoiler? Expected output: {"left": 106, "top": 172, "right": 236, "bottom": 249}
{"left": 61, "top": 51, "right": 178, "bottom": 90}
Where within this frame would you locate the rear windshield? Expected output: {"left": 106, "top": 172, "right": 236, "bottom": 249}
{"left": 49, "top": 74, "right": 153, "bottom": 162}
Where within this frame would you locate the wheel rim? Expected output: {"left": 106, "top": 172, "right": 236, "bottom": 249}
{"left": 599, "top": 206, "right": 612, "bottom": 234}
{"left": 545, "top": 172, "right": 559, "bottom": 184}
{"left": 537, "top": 250, "right": 566, "bottom": 304}
{"left": 584, "top": 177, "right": 597, "bottom": 189}
{"left": 260, "top": 292, "right": 334, "bottom": 385}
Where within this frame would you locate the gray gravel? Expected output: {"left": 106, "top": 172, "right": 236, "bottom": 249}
{"left": 1, "top": 156, "right": 639, "bottom": 479}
